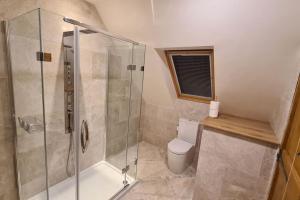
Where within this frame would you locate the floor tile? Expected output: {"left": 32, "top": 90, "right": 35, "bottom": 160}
{"left": 121, "top": 142, "right": 195, "bottom": 200}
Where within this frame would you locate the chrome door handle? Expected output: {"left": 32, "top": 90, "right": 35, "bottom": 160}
{"left": 81, "top": 120, "right": 89, "bottom": 153}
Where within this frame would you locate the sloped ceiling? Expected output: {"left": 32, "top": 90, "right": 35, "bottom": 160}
{"left": 88, "top": 0, "right": 300, "bottom": 123}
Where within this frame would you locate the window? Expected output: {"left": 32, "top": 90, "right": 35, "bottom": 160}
{"left": 165, "top": 49, "right": 215, "bottom": 103}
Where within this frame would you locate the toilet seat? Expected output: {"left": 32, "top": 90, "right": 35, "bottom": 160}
{"left": 168, "top": 138, "right": 193, "bottom": 155}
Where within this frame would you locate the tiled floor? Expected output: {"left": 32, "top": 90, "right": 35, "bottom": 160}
{"left": 120, "top": 141, "right": 196, "bottom": 200}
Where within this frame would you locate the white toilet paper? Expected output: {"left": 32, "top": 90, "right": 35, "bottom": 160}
{"left": 209, "top": 101, "right": 220, "bottom": 118}
{"left": 210, "top": 101, "right": 220, "bottom": 109}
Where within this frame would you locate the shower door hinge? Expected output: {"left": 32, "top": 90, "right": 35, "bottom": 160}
{"left": 36, "top": 51, "right": 52, "bottom": 62}
{"left": 122, "top": 165, "right": 130, "bottom": 174}
{"left": 134, "top": 158, "right": 138, "bottom": 165}
{"left": 127, "top": 65, "right": 136, "bottom": 71}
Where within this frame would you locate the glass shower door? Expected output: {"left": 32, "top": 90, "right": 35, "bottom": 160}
{"left": 39, "top": 10, "right": 77, "bottom": 200}
{"left": 75, "top": 28, "right": 134, "bottom": 199}
{"left": 126, "top": 44, "right": 145, "bottom": 179}
{"left": 7, "top": 9, "right": 48, "bottom": 200}
{"left": 105, "top": 39, "right": 134, "bottom": 184}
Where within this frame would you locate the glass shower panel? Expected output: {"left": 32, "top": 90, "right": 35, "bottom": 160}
{"left": 7, "top": 9, "right": 48, "bottom": 200}
{"left": 39, "top": 10, "right": 76, "bottom": 199}
{"left": 127, "top": 44, "right": 145, "bottom": 179}
{"left": 77, "top": 31, "right": 133, "bottom": 199}
{"left": 105, "top": 39, "right": 134, "bottom": 179}
{"left": 77, "top": 31, "right": 107, "bottom": 171}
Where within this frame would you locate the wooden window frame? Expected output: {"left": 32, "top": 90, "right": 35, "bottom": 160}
{"left": 165, "top": 49, "right": 215, "bottom": 104}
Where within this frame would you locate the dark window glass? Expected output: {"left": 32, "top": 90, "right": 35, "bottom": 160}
{"left": 172, "top": 55, "right": 212, "bottom": 98}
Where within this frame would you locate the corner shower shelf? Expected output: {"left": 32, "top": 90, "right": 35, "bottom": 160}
{"left": 202, "top": 114, "right": 280, "bottom": 146}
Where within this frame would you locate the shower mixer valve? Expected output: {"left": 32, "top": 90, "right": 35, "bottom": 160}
{"left": 64, "top": 49, "right": 74, "bottom": 134}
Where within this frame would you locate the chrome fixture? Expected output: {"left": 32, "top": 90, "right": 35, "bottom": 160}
{"left": 64, "top": 36, "right": 74, "bottom": 135}
{"left": 122, "top": 165, "right": 130, "bottom": 174}
{"left": 80, "top": 120, "right": 89, "bottom": 153}
{"left": 127, "top": 64, "right": 136, "bottom": 71}
{"left": 63, "top": 32, "right": 75, "bottom": 177}
{"left": 63, "top": 17, "right": 141, "bottom": 45}
{"left": 18, "top": 116, "right": 44, "bottom": 134}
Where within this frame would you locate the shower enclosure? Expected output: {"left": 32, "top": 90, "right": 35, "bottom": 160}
{"left": 5, "top": 8, "right": 145, "bottom": 200}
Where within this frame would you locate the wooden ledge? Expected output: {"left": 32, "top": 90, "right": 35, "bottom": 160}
{"left": 202, "top": 114, "right": 280, "bottom": 146}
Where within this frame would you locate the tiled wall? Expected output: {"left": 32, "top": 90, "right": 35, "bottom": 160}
{"left": 193, "top": 128, "right": 277, "bottom": 200}
{"left": 105, "top": 47, "right": 145, "bottom": 176}
{"left": 0, "top": 0, "right": 105, "bottom": 199}
{"left": 106, "top": 52, "right": 132, "bottom": 157}
{"left": 270, "top": 72, "right": 300, "bottom": 142}
{"left": 0, "top": 23, "right": 18, "bottom": 200}
{"left": 9, "top": 12, "right": 47, "bottom": 198}
{"left": 140, "top": 99, "right": 209, "bottom": 168}
{"left": 141, "top": 99, "right": 209, "bottom": 149}
{"left": 106, "top": 47, "right": 144, "bottom": 158}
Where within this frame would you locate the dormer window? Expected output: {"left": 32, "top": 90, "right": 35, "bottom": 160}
{"left": 165, "top": 49, "right": 215, "bottom": 103}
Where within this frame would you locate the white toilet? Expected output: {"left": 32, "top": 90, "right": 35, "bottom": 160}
{"left": 167, "top": 118, "right": 199, "bottom": 174}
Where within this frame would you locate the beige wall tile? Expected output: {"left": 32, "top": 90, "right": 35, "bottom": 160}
{"left": 193, "top": 129, "right": 277, "bottom": 200}
{"left": 0, "top": 126, "right": 13, "bottom": 142}
{"left": 0, "top": 31, "right": 8, "bottom": 78}
{"left": 0, "top": 140, "right": 17, "bottom": 199}
{"left": 141, "top": 100, "right": 208, "bottom": 149}
{"left": 0, "top": 79, "right": 11, "bottom": 127}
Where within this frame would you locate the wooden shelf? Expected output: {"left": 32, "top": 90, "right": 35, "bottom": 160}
{"left": 202, "top": 114, "right": 280, "bottom": 146}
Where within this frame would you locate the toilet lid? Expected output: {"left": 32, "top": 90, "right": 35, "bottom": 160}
{"left": 168, "top": 138, "right": 193, "bottom": 155}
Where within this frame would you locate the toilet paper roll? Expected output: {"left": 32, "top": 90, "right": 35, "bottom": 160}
{"left": 210, "top": 101, "right": 220, "bottom": 110}
{"left": 209, "top": 101, "right": 220, "bottom": 118}
{"left": 209, "top": 109, "right": 219, "bottom": 118}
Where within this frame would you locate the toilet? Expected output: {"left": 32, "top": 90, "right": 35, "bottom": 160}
{"left": 167, "top": 118, "right": 199, "bottom": 174}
